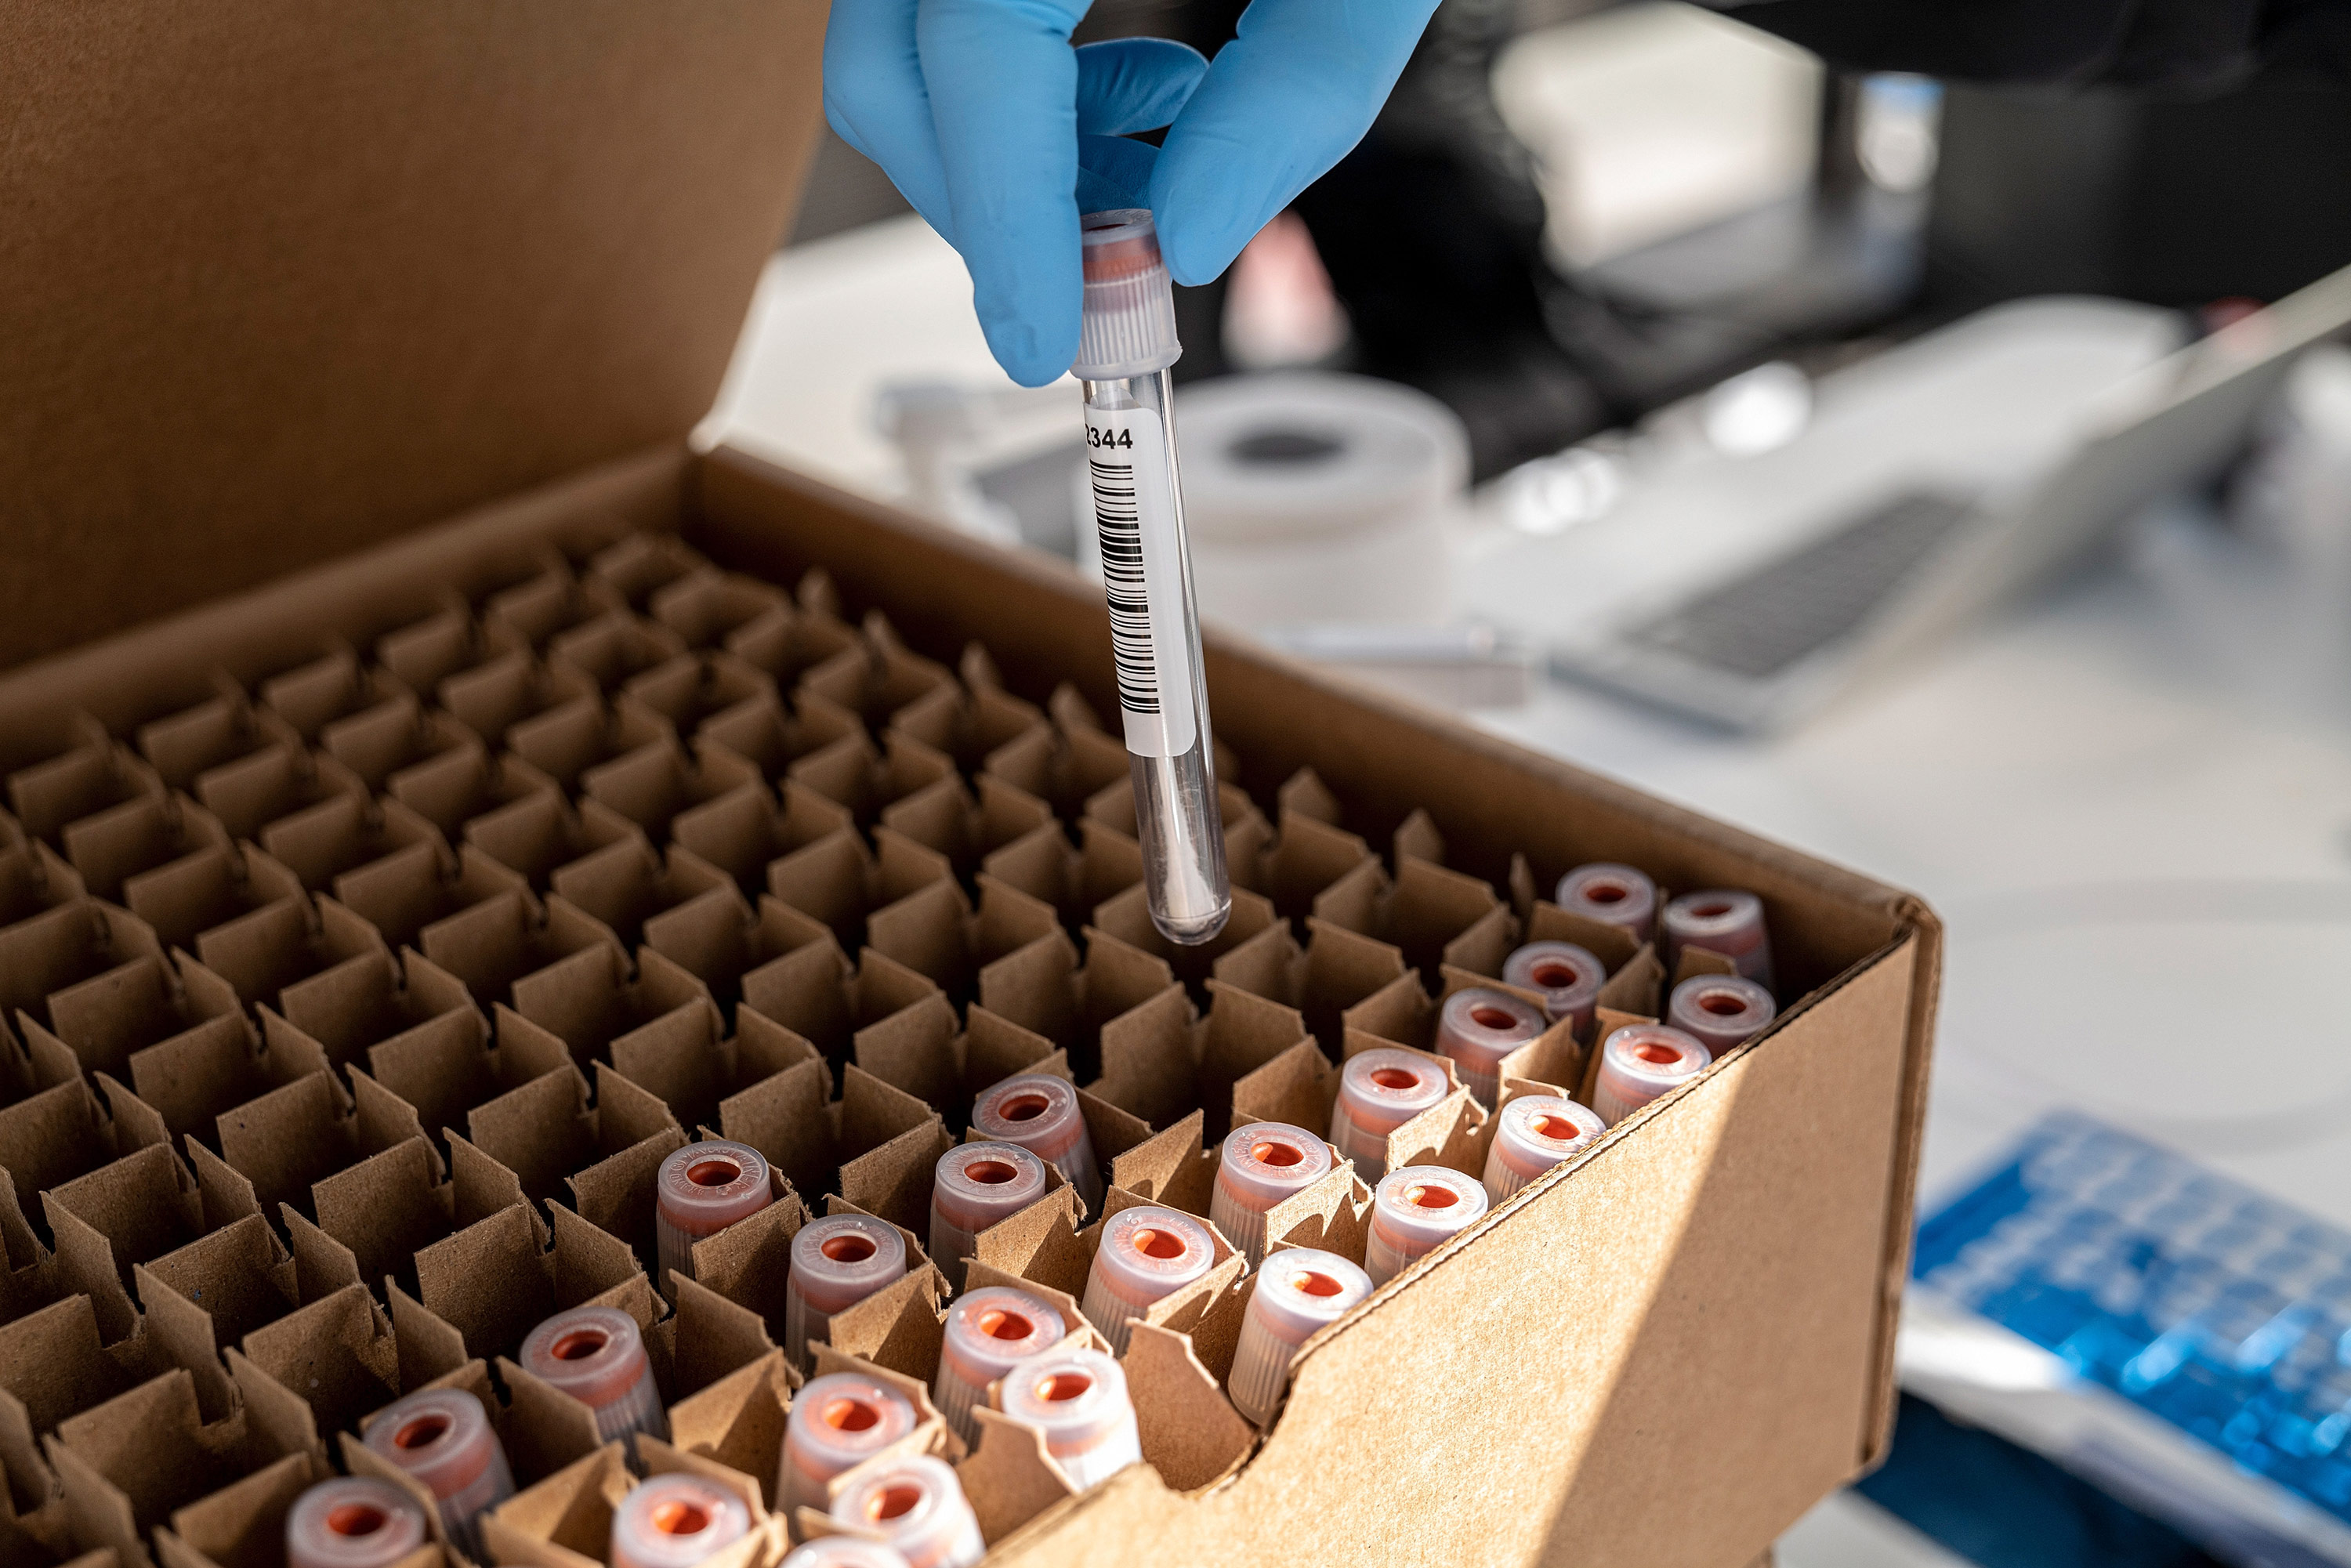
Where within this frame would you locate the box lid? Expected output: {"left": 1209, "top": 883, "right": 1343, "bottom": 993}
{"left": 0, "top": 0, "right": 827, "bottom": 669}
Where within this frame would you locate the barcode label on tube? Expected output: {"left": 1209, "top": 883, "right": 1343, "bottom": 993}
{"left": 1086, "top": 404, "right": 1197, "bottom": 758}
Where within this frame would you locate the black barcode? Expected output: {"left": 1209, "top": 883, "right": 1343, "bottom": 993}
{"left": 1091, "top": 453, "right": 1159, "bottom": 716}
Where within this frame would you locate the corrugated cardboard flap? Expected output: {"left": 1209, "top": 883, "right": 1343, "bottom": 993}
{"left": 0, "top": 0, "right": 828, "bottom": 669}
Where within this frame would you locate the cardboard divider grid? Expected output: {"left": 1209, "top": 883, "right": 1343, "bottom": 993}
{"left": 0, "top": 506, "right": 1933, "bottom": 1568}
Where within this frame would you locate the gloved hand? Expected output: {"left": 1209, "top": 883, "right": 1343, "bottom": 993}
{"left": 823, "top": 0, "right": 1442, "bottom": 387}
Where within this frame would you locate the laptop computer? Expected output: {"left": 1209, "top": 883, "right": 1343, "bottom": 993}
{"left": 1461, "top": 266, "right": 2351, "bottom": 731}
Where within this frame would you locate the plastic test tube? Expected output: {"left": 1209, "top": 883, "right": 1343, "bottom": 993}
{"left": 1074, "top": 208, "right": 1230, "bottom": 948}
{"left": 1555, "top": 862, "right": 1658, "bottom": 943}
{"left": 1328, "top": 1048, "right": 1451, "bottom": 1184}
{"left": 1209, "top": 1121, "right": 1333, "bottom": 1268}
{"left": 829, "top": 1454, "right": 986, "bottom": 1568}
{"left": 1080, "top": 1204, "right": 1215, "bottom": 1356}
{"left": 1661, "top": 888, "right": 1773, "bottom": 987}
{"left": 286, "top": 1476, "right": 430, "bottom": 1568}
{"left": 1482, "top": 1094, "right": 1607, "bottom": 1204}
{"left": 781, "top": 1541, "right": 912, "bottom": 1568}
{"left": 1434, "top": 987, "right": 1547, "bottom": 1109}
{"left": 360, "top": 1387, "right": 514, "bottom": 1561}
{"left": 1501, "top": 940, "right": 1605, "bottom": 1035}
{"left": 1364, "top": 1165, "right": 1491, "bottom": 1287}
{"left": 933, "top": 1285, "right": 1066, "bottom": 1449}
{"left": 519, "top": 1304, "right": 668, "bottom": 1460}
{"left": 997, "top": 1345, "right": 1142, "bottom": 1491}
{"left": 656, "top": 1138, "right": 773, "bottom": 1287}
{"left": 610, "top": 1473, "right": 752, "bottom": 1568}
{"left": 784, "top": 1213, "right": 910, "bottom": 1373}
{"left": 1667, "top": 973, "right": 1777, "bottom": 1057}
{"left": 778, "top": 1372, "right": 919, "bottom": 1519}
{"left": 1592, "top": 1023, "right": 1712, "bottom": 1126}
{"left": 1226, "top": 1248, "right": 1374, "bottom": 1428}
{"left": 971, "top": 1073, "right": 1102, "bottom": 1215}
{"left": 929, "top": 1141, "right": 1049, "bottom": 1293}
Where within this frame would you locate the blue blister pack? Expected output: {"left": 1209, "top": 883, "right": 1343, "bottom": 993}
{"left": 1914, "top": 1113, "right": 2351, "bottom": 1524}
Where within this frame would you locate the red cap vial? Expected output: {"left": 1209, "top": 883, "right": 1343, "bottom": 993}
{"left": 1667, "top": 973, "right": 1777, "bottom": 1056}
{"left": 656, "top": 1139, "right": 773, "bottom": 1286}
{"left": 360, "top": 1387, "right": 513, "bottom": 1562}
{"left": 1481, "top": 1094, "right": 1606, "bottom": 1203}
{"left": 971, "top": 1074, "right": 1101, "bottom": 1215}
{"left": 829, "top": 1455, "right": 986, "bottom": 1568}
{"left": 1364, "top": 1165, "right": 1490, "bottom": 1287}
{"left": 285, "top": 1477, "right": 430, "bottom": 1568}
{"left": 1434, "top": 987, "right": 1547, "bottom": 1110}
{"left": 1501, "top": 940, "right": 1605, "bottom": 1035}
{"left": 996, "top": 1345, "right": 1142, "bottom": 1493}
{"left": 778, "top": 1372, "right": 919, "bottom": 1519}
{"left": 1661, "top": 889, "right": 1773, "bottom": 987}
{"left": 784, "top": 1213, "right": 909, "bottom": 1372}
{"left": 1327, "top": 1048, "right": 1451, "bottom": 1183}
{"left": 1555, "top": 863, "right": 1657, "bottom": 943}
{"left": 1209, "top": 1121, "right": 1332, "bottom": 1267}
{"left": 1592, "top": 1023, "right": 1712, "bottom": 1125}
{"left": 609, "top": 1473, "right": 752, "bottom": 1568}
{"left": 1079, "top": 1204, "right": 1215, "bottom": 1356}
{"left": 928, "top": 1141, "right": 1049, "bottom": 1293}
{"left": 933, "top": 1285, "right": 1066, "bottom": 1449}
{"left": 519, "top": 1304, "right": 668, "bottom": 1460}
{"left": 1226, "top": 1248, "right": 1372, "bottom": 1427}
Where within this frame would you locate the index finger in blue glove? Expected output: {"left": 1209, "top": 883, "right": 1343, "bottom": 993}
{"left": 1149, "top": 0, "right": 1442, "bottom": 287}
{"left": 822, "top": 0, "right": 955, "bottom": 241}
{"left": 917, "top": 0, "right": 1090, "bottom": 388}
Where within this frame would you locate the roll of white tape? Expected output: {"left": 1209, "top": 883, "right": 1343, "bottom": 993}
{"left": 1162, "top": 372, "right": 1469, "bottom": 628}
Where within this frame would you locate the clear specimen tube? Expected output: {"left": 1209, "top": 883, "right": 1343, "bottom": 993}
{"left": 1074, "top": 208, "right": 1230, "bottom": 947}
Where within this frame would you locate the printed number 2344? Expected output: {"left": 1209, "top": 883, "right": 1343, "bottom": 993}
{"left": 1086, "top": 425, "right": 1135, "bottom": 451}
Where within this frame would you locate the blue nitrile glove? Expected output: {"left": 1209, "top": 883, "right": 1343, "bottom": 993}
{"left": 823, "top": 0, "right": 1442, "bottom": 387}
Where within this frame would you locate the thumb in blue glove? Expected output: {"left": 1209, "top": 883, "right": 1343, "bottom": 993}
{"left": 823, "top": 0, "right": 1440, "bottom": 387}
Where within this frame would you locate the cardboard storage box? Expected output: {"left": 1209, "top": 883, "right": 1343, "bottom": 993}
{"left": 0, "top": 3, "right": 1940, "bottom": 1566}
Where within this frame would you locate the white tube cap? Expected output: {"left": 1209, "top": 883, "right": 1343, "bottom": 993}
{"left": 1073, "top": 210, "right": 1180, "bottom": 381}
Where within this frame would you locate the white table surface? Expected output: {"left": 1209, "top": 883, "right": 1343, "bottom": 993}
{"left": 706, "top": 215, "right": 2351, "bottom": 1566}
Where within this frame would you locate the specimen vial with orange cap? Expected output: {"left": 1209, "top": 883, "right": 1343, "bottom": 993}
{"left": 1209, "top": 1120, "right": 1332, "bottom": 1267}
{"left": 286, "top": 1477, "right": 429, "bottom": 1568}
{"left": 781, "top": 1541, "right": 912, "bottom": 1568}
{"left": 782, "top": 1541, "right": 911, "bottom": 1568}
{"left": 1481, "top": 1095, "right": 1606, "bottom": 1203}
{"left": 777, "top": 1372, "right": 919, "bottom": 1519}
{"left": 1667, "top": 973, "right": 1777, "bottom": 1056}
{"left": 1226, "top": 1248, "right": 1373, "bottom": 1427}
{"left": 997, "top": 1345, "right": 1142, "bottom": 1491}
{"left": 971, "top": 1073, "right": 1102, "bottom": 1215}
{"left": 360, "top": 1387, "right": 513, "bottom": 1561}
{"left": 1502, "top": 940, "right": 1605, "bottom": 1035}
{"left": 656, "top": 1138, "right": 773, "bottom": 1286}
{"left": 784, "top": 1213, "right": 909, "bottom": 1372}
{"left": 1555, "top": 862, "right": 1657, "bottom": 943}
{"left": 1074, "top": 207, "right": 1230, "bottom": 950}
{"left": 610, "top": 1473, "right": 752, "bottom": 1568}
{"left": 1592, "top": 1023, "right": 1712, "bottom": 1125}
{"left": 1661, "top": 888, "right": 1773, "bottom": 987}
{"left": 933, "top": 1285, "right": 1066, "bottom": 1448}
{"left": 1364, "top": 1165, "right": 1491, "bottom": 1287}
{"left": 1434, "top": 987, "right": 1547, "bottom": 1109}
{"left": 829, "top": 1454, "right": 986, "bottom": 1568}
{"left": 928, "top": 1141, "right": 1049, "bottom": 1292}
{"left": 1079, "top": 1204, "right": 1215, "bottom": 1356}
{"left": 519, "top": 1303, "right": 668, "bottom": 1460}
{"left": 1327, "top": 1047, "right": 1450, "bottom": 1183}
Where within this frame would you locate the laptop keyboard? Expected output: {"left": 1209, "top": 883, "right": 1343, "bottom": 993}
{"left": 1628, "top": 491, "right": 1978, "bottom": 679}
